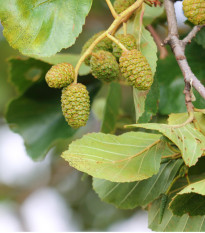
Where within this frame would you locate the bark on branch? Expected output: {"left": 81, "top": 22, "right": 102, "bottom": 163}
{"left": 164, "top": 0, "right": 205, "bottom": 108}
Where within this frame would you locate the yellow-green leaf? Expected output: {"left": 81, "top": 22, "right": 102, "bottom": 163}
{"left": 0, "top": 0, "right": 93, "bottom": 57}
{"left": 62, "top": 132, "right": 174, "bottom": 182}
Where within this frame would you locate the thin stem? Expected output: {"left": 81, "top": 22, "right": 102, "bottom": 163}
{"left": 123, "top": 22, "right": 127, "bottom": 36}
{"left": 74, "top": 0, "right": 144, "bottom": 81}
{"left": 106, "top": 33, "right": 128, "bottom": 51}
{"left": 161, "top": 153, "right": 181, "bottom": 159}
{"left": 74, "top": 32, "right": 107, "bottom": 83}
{"left": 105, "top": 0, "right": 118, "bottom": 18}
{"left": 165, "top": 175, "right": 181, "bottom": 195}
{"left": 167, "top": 142, "right": 180, "bottom": 153}
{"left": 182, "top": 25, "right": 204, "bottom": 46}
{"left": 194, "top": 108, "right": 205, "bottom": 114}
{"left": 169, "top": 184, "right": 188, "bottom": 195}
{"left": 169, "top": 111, "right": 195, "bottom": 128}
{"left": 186, "top": 174, "right": 191, "bottom": 185}
{"left": 164, "top": 0, "right": 205, "bottom": 101}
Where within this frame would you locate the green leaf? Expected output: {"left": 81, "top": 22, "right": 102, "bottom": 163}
{"left": 0, "top": 0, "right": 93, "bottom": 57}
{"left": 195, "top": 27, "right": 205, "bottom": 50}
{"left": 133, "top": 89, "right": 149, "bottom": 122}
{"left": 6, "top": 79, "right": 76, "bottom": 161}
{"left": 9, "top": 57, "right": 51, "bottom": 94}
{"left": 129, "top": 121, "right": 205, "bottom": 167}
{"left": 61, "top": 132, "right": 172, "bottom": 182}
{"left": 170, "top": 179, "right": 205, "bottom": 216}
{"left": 195, "top": 112, "right": 205, "bottom": 136}
{"left": 93, "top": 159, "right": 183, "bottom": 209}
{"left": 138, "top": 78, "right": 159, "bottom": 123}
{"left": 128, "top": 15, "right": 158, "bottom": 122}
{"left": 36, "top": 53, "right": 90, "bottom": 76}
{"left": 140, "top": 27, "right": 158, "bottom": 76}
{"left": 6, "top": 57, "right": 100, "bottom": 160}
{"left": 149, "top": 198, "right": 205, "bottom": 232}
{"left": 101, "top": 82, "right": 121, "bottom": 134}
{"left": 143, "top": 5, "right": 164, "bottom": 26}
{"left": 168, "top": 112, "right": 205, "bottom": 136}
{"left": 157, "top": 41, "right": 205, "bottom": 115}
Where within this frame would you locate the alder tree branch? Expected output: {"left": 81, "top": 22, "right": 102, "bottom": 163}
{"left": 105, "top": 0, "right": 118, "bottom": 19}
{"left": 75, "top": 0, "right": 144, "bottom": 80}
{"left": 163, "top": 0, "right": 205, "bottom": 109}
{"left": 182, "top": 25, "right": 204, "bottom": 46}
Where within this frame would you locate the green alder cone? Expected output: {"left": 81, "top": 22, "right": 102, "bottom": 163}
{"left": 119, "top": 49, "right": 153, "bottom": 90}
{"left": 90, "top": 50, "right": 120, "bottom": 82}
{"left": 112, "top": 34, "right": 137, "bottom": 61}
{"left": 113, "top": 0, "right": 136, "bottom": 14}
{"left": 61, "top": 83, "right": 90, "bottom": 128}
{"left": 183, "top": 0, "right": 205, "bottom": 25}
{"left": 81, "top": 31, "right": 113, "bottom": 66}
{"left": 45, "top": 63, "right": 75, "bottom": 89}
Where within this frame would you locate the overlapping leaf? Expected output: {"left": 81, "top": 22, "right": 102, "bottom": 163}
{"left": 0, "top": 0, "right": 93, "bottom": 56}
{"left": 143, "top": 5, "right": 164, "bottom": 26}
{"left": 62, "top": 131, "right": 177, "bottom": 182}
{"left": 131, "top": 18, "right": 159, "bottom": 122}
{"left": 138, "top": 78, "right": 159, "bottom": 123}
{"left": 6, "top": 57, "right": 101, "bottom": 160}
{"left": 101, "top": 82, "right": 121, "bottom": 134}
{"left": 129, "top": 121, "right": 205, "bottom": 167}
{"left": 133, "top": 89, "right": 149, "bottom": 122}
{"left": 170, "top": 179, "right": 205, "bottom": 216}
{"left": 149, "top": 198, "right": 205, "bottom": 232}
{"left": 93, "top": 159, "right": 183, "bottom": 209}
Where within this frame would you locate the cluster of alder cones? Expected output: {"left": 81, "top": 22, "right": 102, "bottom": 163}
{"left": 45, "top": 0, "right": 205, "bottom": 129}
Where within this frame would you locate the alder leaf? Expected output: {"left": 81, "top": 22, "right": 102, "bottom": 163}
{"left": 129, "top": 122, "right": 205, "bottom": 167}
{"left": 195, "top": 27, "right": 205, "bottom": 49}
{"left": 93, "top": 159, "right": 183, "bottom": 209}
{"left": 149, "top": 198, "right": 205, "bottom": 232}
{"left": 101, "top": 82, "right": 121, "bottom": 134}
{"left": 61, "top": 132, "right": 173, "bottom": 182}
{"left": 138, "top": 78, "right": 159, "bottom": 123}
{"left": 0, "top": 0, "right": 93, "bottom": 57}
{"left": 143, "top": 5, "right": 164, "bottom": 26}
{"left": 6, "top": 57, "right": 101, "bottom": 160}
{"left": 168, "top": 112, "right": 205, "bottom": 136}
{"left": 133, "top": 89, "right": 149, "bottom": 122}
{"left": 170, "top": 179, "right": 205, "bottom": 216}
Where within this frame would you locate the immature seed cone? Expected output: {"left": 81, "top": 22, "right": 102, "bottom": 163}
{"left": 113, "top": 0, "right": 136, "bottom": 14}
{"left": 61, "top": 83, "right": 90, "bottom": 128}
{"left": 112, "top": 34, "right": 137, "bottom": 61}
{"left": 119, "top": 49, "right": 153, "bottom": 90}
{"left": 90, "top": 50, "right": 120, "bottom": 82}
{"left": 45, "top": 63, "right": 75, "bottom": 88}
{"left": 81, "top": 31, "right": 113, "bottom": 66}
{"left": 183, "top": 0, "right": 205, "bottom": 25}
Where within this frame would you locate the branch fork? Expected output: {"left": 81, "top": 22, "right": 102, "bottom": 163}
{"left": 163, "top": 0, "right": 205, "bottom": 127}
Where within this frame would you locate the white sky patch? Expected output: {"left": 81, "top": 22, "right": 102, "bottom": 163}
{"left": 0, "top": 202, "right": 22, "bottom": 232}
{"left": 21, "top": 188, "right": 79, "bottom": 232}
{"left": 0, "top": 124, "right": 51, "bottom": 187}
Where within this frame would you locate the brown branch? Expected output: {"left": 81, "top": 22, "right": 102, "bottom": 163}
{"left": 147, "top": 25, "right": 168, "bottom": 59}
{"left": 182, "top": 25, "right": 204, "bottom": 46}
{"left": 164, "top": 0, "right": 205, "bottom": 108}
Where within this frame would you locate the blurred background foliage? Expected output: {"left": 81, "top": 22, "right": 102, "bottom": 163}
{"left": 0, "top": 0, "right": 205, "bottom": 231}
